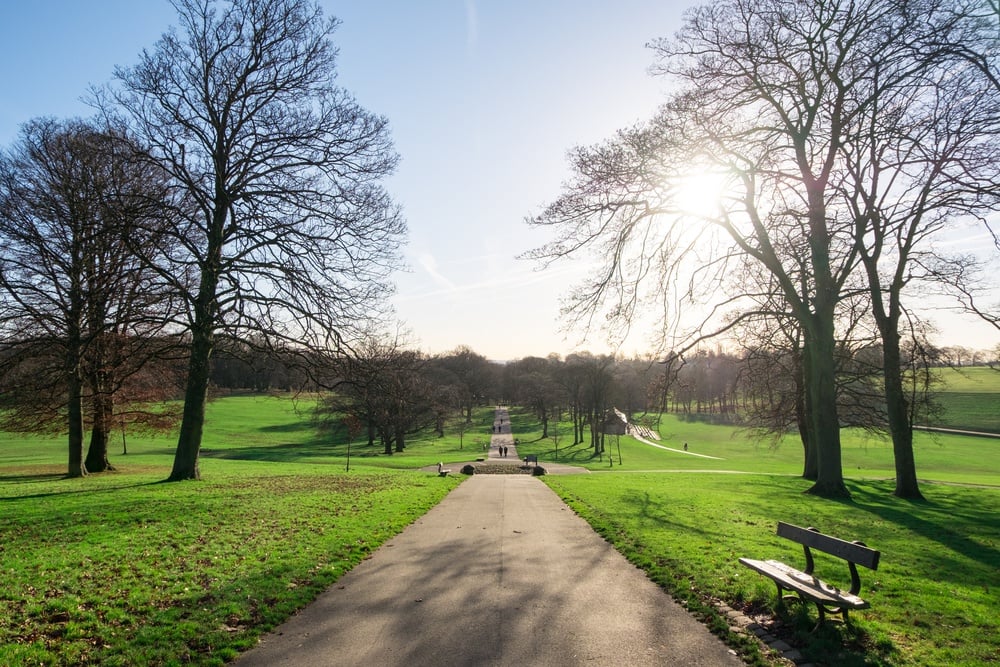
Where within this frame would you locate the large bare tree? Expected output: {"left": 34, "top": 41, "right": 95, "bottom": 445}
{"left": 530, "top": 1, "right": 865, "bottom": 496}
{"left": 837, "top": 2, "right": 1000, "bottom": 498}
{"left": 110, "top": 0, "right": 405, "bottom": 480}
{"left": 0, "top": 118, "right": 175, "bottom": 476}
{"left": 529, "top": 0, "right": 999, "bottom": 498}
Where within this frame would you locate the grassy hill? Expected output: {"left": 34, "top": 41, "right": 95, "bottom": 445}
{"left": 930, "top": 366, "right": 1000, "bottom": 434}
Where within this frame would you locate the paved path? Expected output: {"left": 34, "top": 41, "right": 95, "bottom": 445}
{"left": 488, "top": 407, "right": 519, "bottom": 462}
{"left": 234, "top": 410, "right": 744, "bottom": 667}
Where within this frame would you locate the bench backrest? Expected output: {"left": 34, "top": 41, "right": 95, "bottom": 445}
{"left": 525, "top": 454, "right": 538, "bottom": 463}
{"left": 777, "top": 522, "right": 880, "bottom": 570}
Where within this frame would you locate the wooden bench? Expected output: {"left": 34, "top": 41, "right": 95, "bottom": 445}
{"left": 437, "top": 462, "right": 451, "bottom": 477}
{"left": 739, "top": 522, "right": 880, "bottom": 629}
{"left": 523, "top": 454, "right": 538, "bottom": 466}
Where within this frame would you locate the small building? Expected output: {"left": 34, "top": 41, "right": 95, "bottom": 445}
{"left": 602, "top": 408, "right": 628, "bottom": 436}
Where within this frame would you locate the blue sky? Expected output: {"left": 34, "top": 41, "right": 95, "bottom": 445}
{"left": 2, "top": 2, "right": 997, "bottom": 360}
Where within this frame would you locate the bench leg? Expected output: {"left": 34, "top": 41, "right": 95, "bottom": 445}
{"left": 774, "top": 583, "right": 800, "bottom": 610}
{"left": 811, "top": 603, "right": 827, "bottom": 632}
{"left": 770, "top": 582, "right": 856, "bottom": 633}
{"left": 810, "top": 604, "right": 855, "bottom": 632}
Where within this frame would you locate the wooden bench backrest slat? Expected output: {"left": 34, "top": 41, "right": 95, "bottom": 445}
{"left": 776, "top": 522, "right": 880, "bottom": 570}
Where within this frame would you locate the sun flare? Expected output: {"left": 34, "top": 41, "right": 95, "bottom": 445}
{"left": 672, "top": 167, "right": 731, "bottom": 220}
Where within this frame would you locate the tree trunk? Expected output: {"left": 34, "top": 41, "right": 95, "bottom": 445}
{"left": 861, "top": 245, "right": 924, "bottom": 500}
{"left": 66, "top": 301, "right": 86, "bottom": 478}
{"left": 168, "top": 323, "right": 213, "bottom": 481}
{"left": 797, "top": 345, "right": 818, "bottom": 480}
{"left": 800, "top": 181, "right": 849, "bottom": 499}
{"left": 576, "top": 404, "right": 583, "bottom": 444}
{"left": 803, "top": 310, "right": 849, "bottom": 498}
{"left": 168, "top": 216, "right": 223, "bottom": 482}
{"left": 85, "top": 388, "right": 115, "bottom": 473}
{"left": 880, "top": 323, "right": 924, "bottom": 499}
{"left": 67, "top": 371, "right": 87, "bottom": 478}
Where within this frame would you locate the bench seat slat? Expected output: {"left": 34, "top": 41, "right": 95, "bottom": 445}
{"left": 738, "top": 558, "right": 869, "bottom": 609}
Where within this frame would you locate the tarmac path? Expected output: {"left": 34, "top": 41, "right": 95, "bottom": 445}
{"left": 488, "top": 407, "right": 519, "bottom": 462}
{"left": 234, "top": 409, "right": 744, "bottom": 666}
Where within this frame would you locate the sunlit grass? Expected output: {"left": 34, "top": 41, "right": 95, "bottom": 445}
{"left": 543, "top": 473, "right": 1000, "bottom": 667}
{"left": 930, "top": 367, "right": 1000, "bottom": 433}
{"left": 513, "top": 409, "right": 1000, "bottom": 487}
{"left": 0, "top": 463, "right": 460, "bottom": 666}
{"left": 2, "top": 389, "right": 998, "bottom": 666}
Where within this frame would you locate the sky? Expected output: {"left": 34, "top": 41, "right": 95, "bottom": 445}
{"left": 2, "top": 1, "right": 998, "bottom": 361}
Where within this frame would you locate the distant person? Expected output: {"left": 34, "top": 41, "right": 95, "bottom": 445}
{"left": 684, "top": 442, "right": 688, "bottom": 451}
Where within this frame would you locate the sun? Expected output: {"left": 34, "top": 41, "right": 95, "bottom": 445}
{"left": 671, "top": 166, "right": 731, "bottom": 220}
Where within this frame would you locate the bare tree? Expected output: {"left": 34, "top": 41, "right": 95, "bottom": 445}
{"left": 529, "top": 0, "right": 1000, "bottom": 498}
{"left": 317, "top": 333, "right": 438, "bottom": 456}
{"left": 437, "top": 346, "right": 496, "bottom": 423}
{"left": 0, "top": 118, "right": 176, "bottom": 477}
{"left": 530, "top": 0, "right": 872, "bottom": 496}
{"left": 565, "top": 352, "right": 616, "bottom": 457}
{"left": 508, "top": 356, "right": 564, "bottom": 438}
{"left": 109, "top": 0, "right": 405, "bottom": 480}
{"left": 835, "top": 1, "right": 1000, "bottom": 499}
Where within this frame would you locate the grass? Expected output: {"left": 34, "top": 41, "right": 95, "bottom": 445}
{"left": 1, "top": 385, "right": 998, "bottom": 666}
{"left": 0, "top": 394, "right": 476, "bottom": 666}
{"left": 930, "top": 367, "right": 1000, "bottom": 434}
{"left": 515, "top": 410, "right": 1000, "bottom": 486}
{"left": 511, "top": 404, "right": 999, "bottom": 666}
{"left": 1, "top": 466, "right": 461, "bottom": 665}
{"left": 543, "top": 472, "right": 999, "bottom": 667}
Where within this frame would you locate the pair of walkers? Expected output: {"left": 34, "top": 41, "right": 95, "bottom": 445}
{"left": 497, "top": 445, "right": 510, "bottom": 457}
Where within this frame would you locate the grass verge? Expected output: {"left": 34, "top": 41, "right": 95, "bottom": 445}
{"left": 542, "top": 473, "right": 999, "bottom": 666}
{"left": 0, "top": 464, "right": 460, "bottom": 666}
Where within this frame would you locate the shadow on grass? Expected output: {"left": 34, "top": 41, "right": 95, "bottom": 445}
{"left": 850, "top": 480, "right": 1000, "bottom": 574}
{"left": 584, "top": 477, "right": 896, "bottom": 667}
{"left": 522, "top": 440, "right": 603, "bottom": 466}
{"left": 0, "top": 478, "right": 163, "bottom": 501}
{"left": 0, "top": 472, "right": 67, "bottom": 484}
{"left": 257, "top": 421, "right": 316, "bottom": 434}
{"left": 200, "top": 441, "right": 383, "bottom": 463}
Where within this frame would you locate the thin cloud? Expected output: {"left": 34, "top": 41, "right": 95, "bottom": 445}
{"left": 417, "top": 252, "right": 457, "bottom": 291}
{"left": 398, "top": 260, "right": 581, "bottom": 303}
{"left": 464, "top": 0, "right": 479, "bottom": 52}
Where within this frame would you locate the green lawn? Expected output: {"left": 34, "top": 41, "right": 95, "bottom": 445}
{"left": 2, "top": 392, "right": 998, "bottom": 665}
{"left": 512, "top": 405, "right": 999, "bottom": 666}
{"left": 0, "top": 395, "right": 476, "bottom": 666}
{"left": 933, "top": 366, "right": 1000, "bottom": 393}
{"left": 514, "top": 410, "right": 1000, "bottom": 487}
{"left": 543, "top": 472, "right": 998, "bottom": 667}
{"left": 930, "top": 366, "right": 1000, "bottom": 433}
{"left": 1, "top": 465, "right": 460, "bottom": 666}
